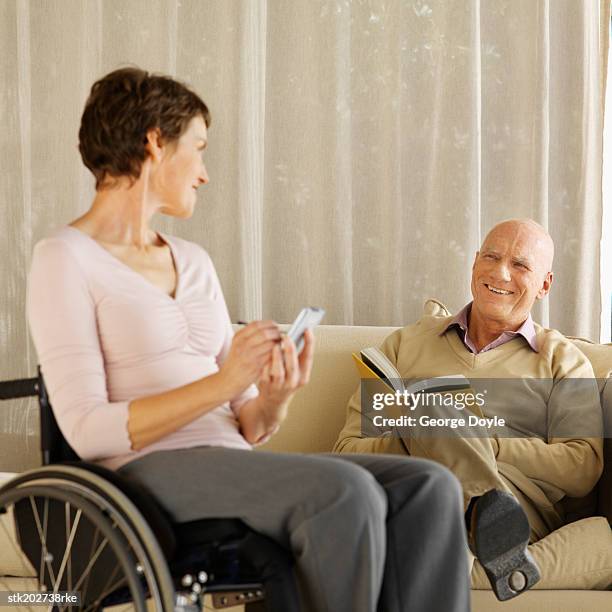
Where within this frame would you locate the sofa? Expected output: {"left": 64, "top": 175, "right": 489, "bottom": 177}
{"left": 257, "top": 324, "right": 612, "bottom": 612}
{"left": 1, "top": 323, "right": 611, "bottom": 611}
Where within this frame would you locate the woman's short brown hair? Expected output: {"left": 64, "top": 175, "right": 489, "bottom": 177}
{"left": 78, "top": 66, "right": 210, "bottom": 190}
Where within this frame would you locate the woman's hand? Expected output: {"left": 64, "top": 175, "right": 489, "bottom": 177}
{"left": 218, "top": 321, "right": 281, "bottom": 397}
{"left": 129, "top": 321, "right": 282, "bottom": 452}
{"left": 258, "top": 328, "right": 315, "bottom": 412}
{"left": 236, "top": 328, "right": 315, "bottom": 445}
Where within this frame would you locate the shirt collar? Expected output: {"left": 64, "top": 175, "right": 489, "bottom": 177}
{"left": 440, "top": 302, "right": 539, "bottom": 353}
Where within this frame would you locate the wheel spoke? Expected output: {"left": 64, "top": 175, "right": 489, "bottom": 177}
{"left": 29, "top": 496, "right": 56, "bottom": 587}
{"left": 80, "top": 525, "right": 101, "bottom": 605}
{"left": 87, "top": 520, "right": 126, "bottom": 606}
{"left": 93, "top": 562, "right": 122, "bottom": 610}
{"left": 72, "top": 534, "right": 110, "bottom": 594}
{"left": 4, "top": 486, "right": 158, "bottom": 612}
{"left": 53, "top": 507, "right": 81, "bottom": 596}
{"left": 65, "top": 502, "right": 73, "bottom": 592}
{"left": 43, "top": 497, "right": 51, "bottom": 587}
{"left": 83, "top": 574, "right": 128, "bottom": 612}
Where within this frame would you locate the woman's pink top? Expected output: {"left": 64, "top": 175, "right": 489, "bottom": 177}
{"left": 27, "top": 226, "right": 256, "bottom": 470}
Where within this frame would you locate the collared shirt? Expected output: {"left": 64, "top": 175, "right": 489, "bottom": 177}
{"left": 441, "top": 302, "right": 538, "bottom": 354}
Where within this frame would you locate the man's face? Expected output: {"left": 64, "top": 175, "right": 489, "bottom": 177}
{"left": 155, "top": 115, "right": 209, "bottom": 218}
{"left": 470, "top": 222, "right": 553, "bottom": 329}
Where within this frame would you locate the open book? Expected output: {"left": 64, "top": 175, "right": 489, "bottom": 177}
{"left": 352, "top": 347, "right": 470, "bottom": 395}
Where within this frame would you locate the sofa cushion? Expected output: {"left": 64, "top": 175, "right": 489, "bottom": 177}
{"left": 471, "top": 590, "right": 611, "bottom": 611}
{"left": 471, "top": 516, "right": 612, "bottom": 590}
{"left": 258, "top": 324, "right": 397, "bottom": 454}
{"left": 568, "top": 338, "right": 612, "bottom": 381}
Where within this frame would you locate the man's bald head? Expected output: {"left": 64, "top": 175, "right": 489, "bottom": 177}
{"left": 470, "top": 218, "right": 555, "bottom": 332}
{"left": 481, "top": 219, "right": 554, "bottom": 278}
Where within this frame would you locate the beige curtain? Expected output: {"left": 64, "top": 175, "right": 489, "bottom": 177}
{"left": 0, "top": 0, "right": 609, "bottom": 470}
{"left": 603, "top": 1, "right": 612, "bottom": 341}
{"left": 602, "top": 0, "right": 610, "bottom": 101}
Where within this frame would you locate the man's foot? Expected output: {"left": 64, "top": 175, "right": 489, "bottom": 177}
{"left": 469, "top": 490, "right": 541, "bottom": 601}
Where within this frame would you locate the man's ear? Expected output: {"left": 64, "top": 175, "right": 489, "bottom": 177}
{"left": 537, "top": 271, "right": 553, "bottom": 300}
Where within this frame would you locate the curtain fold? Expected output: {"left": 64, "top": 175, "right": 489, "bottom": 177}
{"left": 602, "top": 1, "right": 611, "bottom": 342}
{"left": 0, "top": 0, "right": 608, "bottom": 469}
{"left": 601, "top": 0, "right": 610, "bottom": 103}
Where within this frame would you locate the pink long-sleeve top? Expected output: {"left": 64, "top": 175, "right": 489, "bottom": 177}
{"left": 27, "top": 226, "right": 256, "bottom": 470}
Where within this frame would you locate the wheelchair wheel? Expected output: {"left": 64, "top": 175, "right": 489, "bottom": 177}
{"left": 0, "top": 467, "right": 176, "bottom": 611}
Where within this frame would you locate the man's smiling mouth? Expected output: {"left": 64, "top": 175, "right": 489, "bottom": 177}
{"left": 485, "top": 283, "right": 513, "bottom": 295}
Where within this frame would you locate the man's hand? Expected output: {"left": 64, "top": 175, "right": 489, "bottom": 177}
{"left": 218, "top": 321, "right": 281, "bottom": 397}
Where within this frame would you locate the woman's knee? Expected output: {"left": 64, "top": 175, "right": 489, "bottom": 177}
{"left": 315, "top": 459, "right": 387, "bottom": 523}
{"left": 414, "top": 459, "right": 464, "bottom": 514}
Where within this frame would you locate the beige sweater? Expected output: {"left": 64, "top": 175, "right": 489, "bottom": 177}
{"left": 334, "top": 313, "right": 604, "bottom": 504}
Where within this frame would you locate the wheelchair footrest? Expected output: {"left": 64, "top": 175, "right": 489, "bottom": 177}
{"left": 210, "top": 586, "right": 265, "bottom": 608}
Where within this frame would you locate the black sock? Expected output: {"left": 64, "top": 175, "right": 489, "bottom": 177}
{"left": 464, "top": 495, "right": 480, "bottom": 532}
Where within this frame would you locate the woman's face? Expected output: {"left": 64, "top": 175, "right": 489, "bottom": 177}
{"left": 154, "top": 115, "right": 209, "bottom": 218}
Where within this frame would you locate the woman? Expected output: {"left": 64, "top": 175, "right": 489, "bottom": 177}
{"left": 27, "top": 66, "right": 470, "bottom": 612}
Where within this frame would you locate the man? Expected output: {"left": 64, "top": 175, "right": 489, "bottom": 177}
{"left": 334, "top": 218, "right": 612, "bottom": 597}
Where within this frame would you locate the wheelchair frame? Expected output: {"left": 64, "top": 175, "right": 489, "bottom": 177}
{"left": 0, "top": 369, "right": 299, "bottom": 611}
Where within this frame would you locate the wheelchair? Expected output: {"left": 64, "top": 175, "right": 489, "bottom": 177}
{"left": 0, "top": 369, "right": 299, "bottom": 611}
